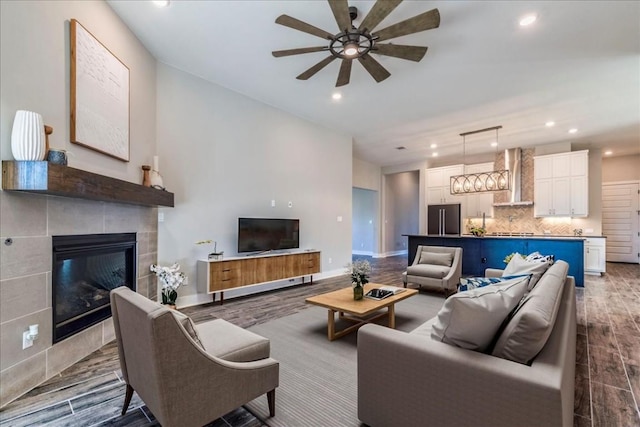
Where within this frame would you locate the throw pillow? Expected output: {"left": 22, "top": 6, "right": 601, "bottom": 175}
{"left": 492, "top": 260, "right": 569, "bottom": 364}
{"left": 431, "top": 275, "right": 529, "bottom": 352}
{"left": 419, "top": 251, "right": 453, "bottom": 267}
{"left": 525, "top": 251, "right": 555, "bottom": 264}
{"left": 503, "top": 253, "right": 552, "bottom": 290}
{"left": 171, "top": 310, "right": 204, "bottom": 349}
{"left": 458, "top": 274, "right": 530, "bottom": 292}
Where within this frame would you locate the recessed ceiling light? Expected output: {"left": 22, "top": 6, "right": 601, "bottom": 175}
{"left": 152, "top": 0, "right": 170, "bottom": 7}
{"left": 432, "top": 152, "right": 438, "bottom": 157}
{"left": 490, "top": 142, "right": 498, "bottom": 147}
{"left": 545, "top": 121, "right": 555, "bottom": 127}
{"left": 332, "top": 92, "right": 342, "bottom": 100}
{"left": 568, "top": 128, "right": 578, "bottom": 134}
{"left": 604, "top": 150, "right": 613, "bottom": 156}
{"left": 430, "top": 143, "right": 437, "bottom": 149}
{"left": 519, "top": 14, "right": 537, "bottom": 26}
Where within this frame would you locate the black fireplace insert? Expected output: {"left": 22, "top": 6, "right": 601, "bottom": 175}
{"left": 52, "top": 233, "right": 136, "bottom": 343}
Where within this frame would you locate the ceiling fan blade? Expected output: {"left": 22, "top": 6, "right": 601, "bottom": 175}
{"left": 272, "top": 46, "right": 328, "bottom": 57}
{"left": 296, "top": 56, "right": 337, "bottom": 80}
{"left": 357, "top": 54, "right": 391, "bottom": 83}
{"left": 275, "top": 15, "right": 334, "bottom": 40}
{"left": 336, "top": 59, "right": 352, "bottom": 87}
{"left": 358, "top": 0, "right": 402, "bottom": 33}
{"left": 328, "top": 0, "right": 352, "bottom": 32}
{"left": 372, "top": 44, "right": 428, "bottom": 62}
{"left": 373, "top": 8, "right": 440, "bottom": 42}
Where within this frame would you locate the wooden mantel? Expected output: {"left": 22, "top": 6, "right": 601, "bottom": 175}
{"left": 2, "top": 161, "right": 174, "bottom": 207}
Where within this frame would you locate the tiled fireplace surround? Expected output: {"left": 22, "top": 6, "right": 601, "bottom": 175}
{"left": 0, "top": 191, "right": 158, "bottom": 407}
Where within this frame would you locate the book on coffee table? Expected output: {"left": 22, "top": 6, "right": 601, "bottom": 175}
{"left": 365, "top": 287, "right": 405, "bottom": 300}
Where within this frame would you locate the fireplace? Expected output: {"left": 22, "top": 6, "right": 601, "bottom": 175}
{"left": 52, "top": 233, "right": 137, "bottom": 343}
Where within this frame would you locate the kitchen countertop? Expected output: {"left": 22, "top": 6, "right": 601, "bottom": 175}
{"left": 404, "top": 234, "right": 605, "bottom": 240}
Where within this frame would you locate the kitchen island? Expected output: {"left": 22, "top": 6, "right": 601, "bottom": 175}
{"left": 404, "top": 234, "right": 585, "bottom": 286}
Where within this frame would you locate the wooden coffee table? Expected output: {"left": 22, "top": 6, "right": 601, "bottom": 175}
{"left": 305, "top": 284, "right": 418, "bottom": 341}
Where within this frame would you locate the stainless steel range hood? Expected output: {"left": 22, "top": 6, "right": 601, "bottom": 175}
{"left": 493, "top": 148, "right": 534, "bottom": 207}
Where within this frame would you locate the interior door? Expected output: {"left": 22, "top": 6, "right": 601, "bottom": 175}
{"left": 602, "top": 182, "right": 640, "bottom": 263}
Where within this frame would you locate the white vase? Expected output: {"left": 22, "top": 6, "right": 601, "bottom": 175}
{"left": 11, "top": 110, "right": 46, "bottom": 161}
{"left": 150, "top": 155, "right": 164, "bottom": 189}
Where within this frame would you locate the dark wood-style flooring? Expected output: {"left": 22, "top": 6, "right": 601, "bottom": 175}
{"left": 1, "top": 256, "right": 638, "bottom": 427}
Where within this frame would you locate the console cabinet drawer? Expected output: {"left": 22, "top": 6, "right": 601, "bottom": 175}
{"left": 210, "top": 260, "right": 243, "bottom": 290}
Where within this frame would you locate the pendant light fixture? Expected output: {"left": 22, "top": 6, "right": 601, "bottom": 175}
{"left": 450, "top": 126, "right": 510, "bottom": 194}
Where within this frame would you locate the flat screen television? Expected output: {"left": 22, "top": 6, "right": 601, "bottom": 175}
{"left": 238, "top": 218, "right": 300, "bottom": 253}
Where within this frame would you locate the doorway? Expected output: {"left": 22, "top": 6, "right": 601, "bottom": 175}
{"left": 352, "top": 187, "right": 378, "bottom": 256}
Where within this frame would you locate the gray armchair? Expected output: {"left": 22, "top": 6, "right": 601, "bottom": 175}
{"left": 110, "top": 286, "right": 279, "bottom": 427}
{"left": 402, "top": 245, "right": 462, "bottom": 295}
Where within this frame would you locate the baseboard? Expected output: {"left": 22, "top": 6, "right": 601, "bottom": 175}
{"left": 352, "top": 250, "right": 407, "bottom": 258}
{"left": 352, "top": 250, "right": 374, "bottom": 256}
{"left": 378, "top": 250, "right": 407, "bottom": 258}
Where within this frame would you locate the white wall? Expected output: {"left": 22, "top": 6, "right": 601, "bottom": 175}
{"left": 353, "top": 157, "right": 381, "bottom": 191}
{"left": 0, "top": 0, "right": 157, "bottom": 180}
{"left": 603, "top": 154, "right": 640, "bottom": 182}
{"left": 155, "top": 63, "right": 353, "bottom": 305}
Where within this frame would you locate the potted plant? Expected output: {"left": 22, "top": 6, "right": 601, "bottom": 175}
{"left": 347, "top": 259, "right": 372, "bottom": 300}
{"left": 470, "top": 226, "right": 486, "bottom": 237}
{"left": 150, "top": 262, "right": 187, "bottom": 308}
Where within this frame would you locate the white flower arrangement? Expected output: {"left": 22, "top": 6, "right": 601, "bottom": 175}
{"left": 346, "top": 259, "right": 371, "bottom": 287}
{"left": 150, "top": 263, "right": 187, "bottom": 305}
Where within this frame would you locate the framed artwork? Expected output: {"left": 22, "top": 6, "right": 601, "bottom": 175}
{"left": 70, "top": 19, "right": 130, "bottom": 162}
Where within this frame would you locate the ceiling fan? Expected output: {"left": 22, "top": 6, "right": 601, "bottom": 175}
{"left": 272, "top": 0, "right": 440, "bottom": 87}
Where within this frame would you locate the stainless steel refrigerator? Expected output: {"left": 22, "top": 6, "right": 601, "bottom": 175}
{"left": 427, "top": 204, "right": 461, "bottom": 235}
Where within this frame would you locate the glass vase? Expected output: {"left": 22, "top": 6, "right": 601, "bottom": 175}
{"left": 353, "top": 282, "right": 364, "bottom": 300}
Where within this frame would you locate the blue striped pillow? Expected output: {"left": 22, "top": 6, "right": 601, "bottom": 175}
{"left": 458, "top": 274, "right": 531, "bottom": 292}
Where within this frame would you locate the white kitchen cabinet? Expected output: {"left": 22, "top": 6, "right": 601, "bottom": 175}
{"left": 426, "top": 165, "right": 464, "bottom": 205}
{"left": 570, "top": 151, "right": 589, "bottom": 216}
{"left": 584, "top": 237, "right": 606, "bottom": 275}
{"left": 534, "top": 150, "right": 588, "bottom": 217}
{"left": 571, "top": 175, "right": 588, "bottom": 216}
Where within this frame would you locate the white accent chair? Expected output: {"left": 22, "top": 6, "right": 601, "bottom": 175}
{"left": 402, "top": 245, "right": 463, "bottom": 295}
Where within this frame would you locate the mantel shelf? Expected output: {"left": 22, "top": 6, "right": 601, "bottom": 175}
{"left": 2, "top": 161, "right": 174, "bottom": 207}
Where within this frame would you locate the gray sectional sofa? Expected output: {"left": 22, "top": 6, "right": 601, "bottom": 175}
{"left": 358, "top": 260, "right": 576, "bottom": 427}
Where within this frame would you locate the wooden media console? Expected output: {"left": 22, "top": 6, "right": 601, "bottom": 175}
{"left": 197, "top": 250, "right": 321, "bottom": 304}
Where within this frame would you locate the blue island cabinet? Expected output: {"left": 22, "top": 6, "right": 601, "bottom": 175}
{"left": 404, "top": 235, "right": 584, "bottom": 287}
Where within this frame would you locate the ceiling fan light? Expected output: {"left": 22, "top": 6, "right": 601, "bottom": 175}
{"left": 344, "top": 42, "right": 359, "bottom": 57}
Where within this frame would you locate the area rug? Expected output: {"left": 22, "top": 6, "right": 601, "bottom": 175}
{"left": 245, "top": 292, "right": 445, "bottom": 427}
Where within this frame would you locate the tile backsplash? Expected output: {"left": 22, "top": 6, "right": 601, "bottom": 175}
{"left": 465, "top": 148, "right": 573, "bottom": 236}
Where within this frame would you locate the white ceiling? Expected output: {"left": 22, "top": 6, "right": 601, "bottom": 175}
{"left": 107, "top": 0, "right": 640, "bottom": 167}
